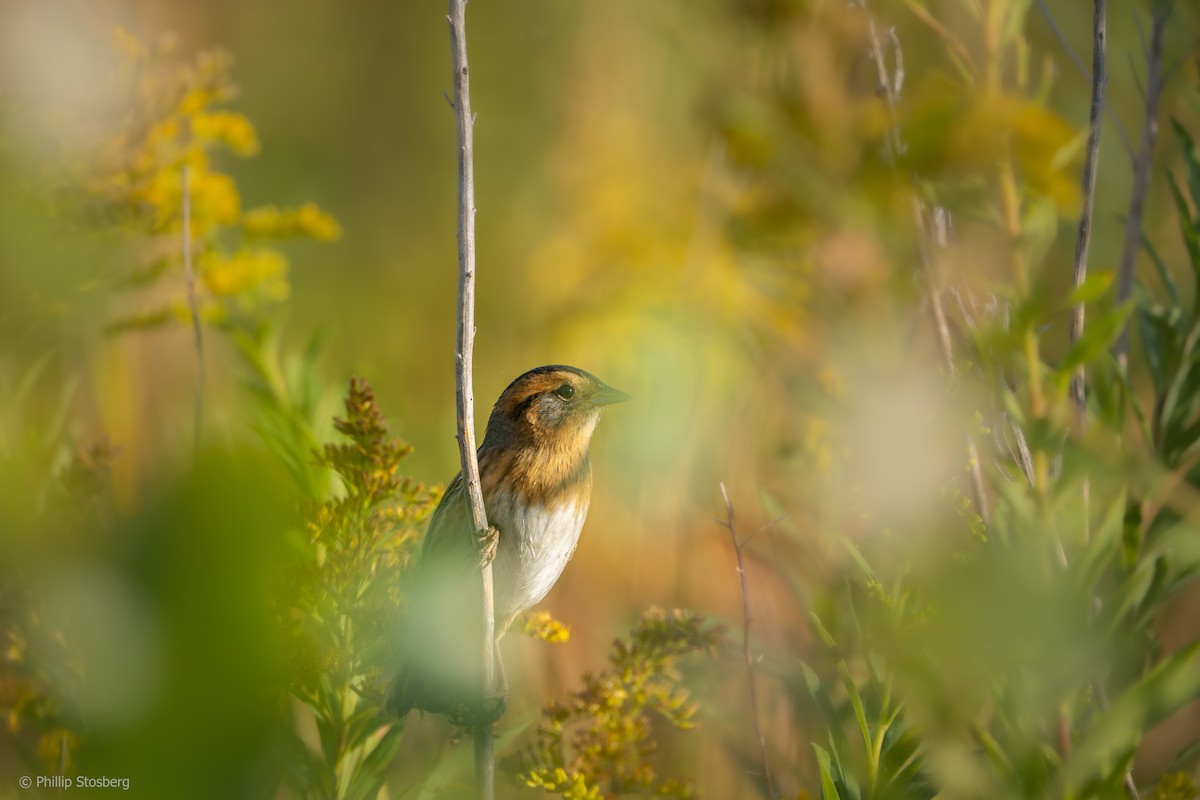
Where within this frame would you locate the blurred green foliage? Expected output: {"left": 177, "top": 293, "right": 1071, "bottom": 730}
{"left": 3, "top": 0, "right": 1200, "bottom": 799}
{"left": 280, "top": 377, "right": 435, "bottom": 800}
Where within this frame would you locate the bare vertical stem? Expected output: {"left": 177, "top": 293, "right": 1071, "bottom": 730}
{"left": 447, "top": 1, "right": 495, "bottom": 797}
{"left": 1067, "top": 0, "right": 1106, "bottom": 552}
{"left": 1070, "top": 0, "right": 1106, "bottom": 418}
{"left": 719, "top": 483, "right": 776, "bottom": 800}
{"left": 1032, "top": 0, "right": 1133, "bottom": 159}
{"left": 1067, "top": 13, "right": 1141, "bottom": 796}
{"left": 181, "top": 164, "right": 204, "bottom": 457}
{"left": 1114, "top": 6, "right": 1170, "bottom": 366}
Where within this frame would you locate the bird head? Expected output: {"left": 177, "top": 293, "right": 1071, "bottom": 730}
{"left": 485, "top": 365, "right": 629, "bottom": 449}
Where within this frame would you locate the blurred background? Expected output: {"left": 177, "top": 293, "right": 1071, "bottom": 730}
{"left": 3, "top": 0, "right": 1200, "bottom": 798}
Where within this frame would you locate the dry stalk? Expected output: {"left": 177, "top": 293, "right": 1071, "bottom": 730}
{"left": 1033, "top": 0, "right": 1133, "bottom": 160}
{"left": 1069, "top": 0, "right": 1106, "bottom": 423}
{"left": 446, "top": 1, "right": 496, "bottom": 797}
{"left": 718, "top": 482, "right": 777, "bottom": 800}
{"left": 1065, "top": 0, "right": 1106, "bottom": 555}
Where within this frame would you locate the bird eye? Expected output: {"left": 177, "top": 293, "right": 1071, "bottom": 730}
{"left": 553, "top": 384, "right": 575, "bottom": 400}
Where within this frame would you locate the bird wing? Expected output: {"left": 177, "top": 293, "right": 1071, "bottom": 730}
{"left": 421, "top": 471, "right": 475, "bottom": 564}
{"left": 391, "top": 469, "right": 486, "bottom": 717}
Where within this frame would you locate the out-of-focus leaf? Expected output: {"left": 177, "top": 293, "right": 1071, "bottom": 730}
{"left": 1111, "top": 555, "right": 1169, "bottom": 636}
{"left": 1157, "top": 330, "right": 1200, "bottom": 461}
{"left": 1140, "top": 228, "right": 1180, "bottom": 307}
{"left": 1112, "top": 353, "right": 1154, "bottom": 445}
{"left": 1172, "top": 120, "right": 1200, "bottom": 219}
{"left": 1145, "top": 521, "right": 1200, "bottom": 578}
{"left": 814, "top": 744, "right": 843, "bottom": 800}
{"left": 837, "top": 660, "right": 873, "bottom": 759}
{"left": 1065, "top": 270, "right": 1115, "bottom": 307}
{"left": 839, "top": 536, "right": 878, "bottom": 582}
{"left": 1019, "top": 195, "right": 1058, "bottom": 271}
{"left": 1164, "top": 738, "right": 1200, "bottom": 776}
{"left": 344, "top": 724, "right": 404, "bottom": 800}
{"left": 1062, "top": 643, "right": 1200, "bottom": 796}
{"left": 810, "top": 610, "right": 839, "bottom": 649}
{"left": 1137, "top": 296, "right": 1184, "bottom": 398}
{"left": 1165, "top": 173, "right": 1200, "bottom": 315}
{"left": 1057, "top": 301, "right": 1135, "bottom": 385}
{"left": 1072, "top": 489, "right": 1127, "bottom": 594}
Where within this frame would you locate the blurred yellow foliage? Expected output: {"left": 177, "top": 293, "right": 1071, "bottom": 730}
{"left": 520, "top": 610, "right": 571, "bottom": 643}
{"left": 191, "top": 110, "right": 260, "bottom": 157}
{"left": 1154, "top": 772, "right": 1200, "bottom": 800}
{"left": 201, "top": 249, "right": 288, "bottom": 303}
{"left": 36, "top": 728, "right": 79, "bottom": 772}
{"left": 905, "top": 85, "right": 1083, "bottom": 213}
{"left": 77, "top": 29, "right": 339, "bottom": 331}
{"left": 243, "top": 203, "right": 343, "bottom": 242}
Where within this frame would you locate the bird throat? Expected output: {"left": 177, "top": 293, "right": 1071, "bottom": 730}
{"left": 478, "top": 433, "right": 593, "bottom": 510}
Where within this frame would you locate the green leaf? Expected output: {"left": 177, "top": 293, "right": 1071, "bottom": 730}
{"left": 810, "top": 610, "right": 839, "bottom": 649}
{"left": 1112, "top": 352, "right": 1154, "bottom": 445}
{"left": 1019, "top": 194, "right": 1059, "bottom": 270}
{"left": 1065, "top": 270, "right": 1114, "bottom": 306}
{"left": 1145, "top": 521, "right": 1200, "bottom": 577}
{"left": 839, "top": 536, "right": 878, "bottom": 582}
{"left": 1166, "top": 415, "right": 1200, "bottom": 468}
{"left": 801, "top": 660, "right": 822, "bottom": 696}
{"left": 837, "top": 660, "right": 873, "bottom": 761}
{"left": 345, "top": 724, "right": 404, "bottom": 800}
{"left": 1165, "top": 172, "right": 1200, "bottom": 315}
{"left": 1057, "top": 301, "right": 1136, "bottom": 383}
{"left": 813, "top": 744, "right": 843, "bottom": 800}
{"left": 1141, "top": 228, "right": 1180, "bottom": 307}
{"left": 1062, "top": 643, "right": 1200, "bottom": 796}
{"left": 1172, "top": 120, "right": 1200, "bottom": 218}
{"left": 1137, "top": 297, "right": 1184, "bottom": 397}
{"left": 1158, "top": 327, "right": 1200, "bottom": 456}
{"left": 1164, "top": 738, "right": 1200, "bottom": 776}
{"left": 1072, "top": 489, "right": 1127, "bottom": 593}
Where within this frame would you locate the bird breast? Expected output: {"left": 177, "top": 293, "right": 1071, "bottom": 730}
{"left": 488, "top": 490, "right": 589, "bottom": 635}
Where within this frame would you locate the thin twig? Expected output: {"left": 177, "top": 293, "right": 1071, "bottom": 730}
{"left": 1067, "top": 0, "right": 1106, "bottom": 549}
{"left": 1115, "top": 6, "right": 1170, "bottom": 366}
{"left": 181, "top": 164, "right": 204, "bottom": 457}
{"left": 447, "top": 1, "right": 496, "bottom": 798}
{"left": 1034, "top": 0, "right": 1134, "bottom": 161}
{"left": 1056, "top": 8, "right": 1141, "bottom": 786}
{"left": 718, "top": 483, "right": 777, "bottom": 800}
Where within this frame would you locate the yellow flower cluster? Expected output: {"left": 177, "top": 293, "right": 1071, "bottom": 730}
{"left": 243, "top": 203, "right": 342, "bottom": 242}
{"left": 519, "top": 610, "right": 571, "bottom": 643}
{"left": 523, "top": 768, "right": 599, "bottom": 800}
{"left": 191, "top": 110, "right": 260, "bottom": 157}
{"left": 83, "top": 29, "right": 340, "bottom": 331}
{"left": 201, "top": 249, "right": 288, "bottom": 302}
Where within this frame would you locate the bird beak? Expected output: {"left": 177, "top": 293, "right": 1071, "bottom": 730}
{"left": 593, "top": 383, "right": 632, "bottom": 406}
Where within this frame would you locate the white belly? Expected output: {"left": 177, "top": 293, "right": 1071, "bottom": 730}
{"left": 489, "top": 492, "right": 588, "bottom": 635}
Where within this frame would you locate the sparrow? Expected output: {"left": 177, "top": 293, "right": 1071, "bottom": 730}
{"left": 390, "top": 364, "right": 629, "bottom": 722}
